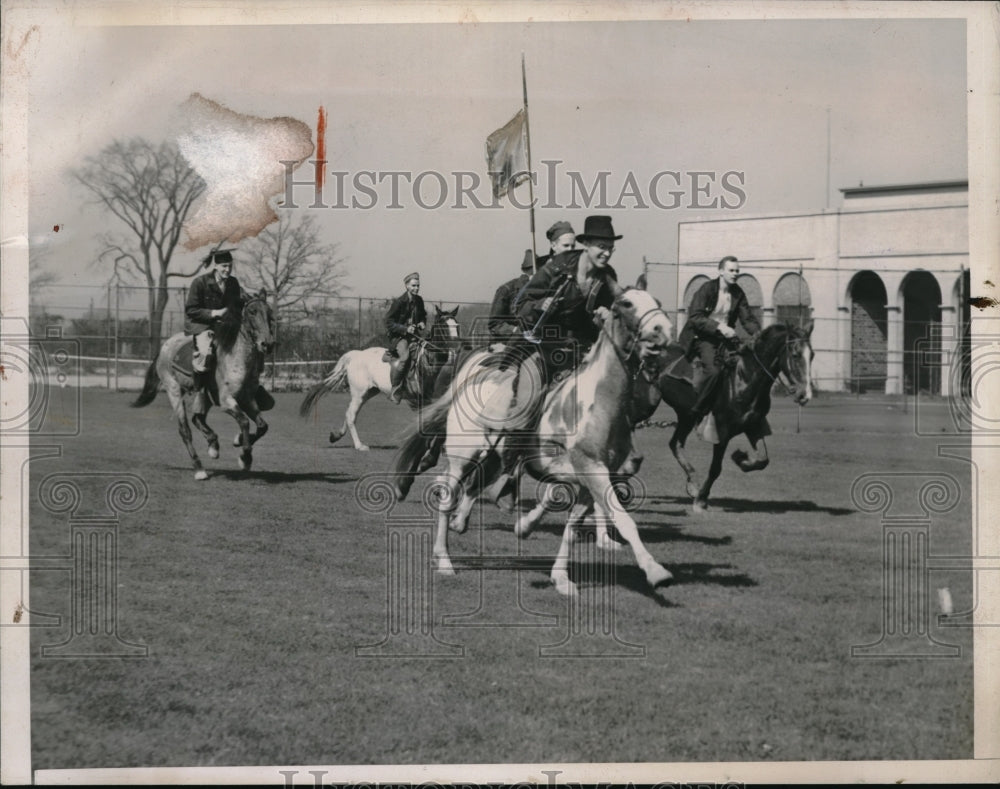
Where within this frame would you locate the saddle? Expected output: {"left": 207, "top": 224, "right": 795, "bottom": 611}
{"left": 661, "top": 344, "right": 695, "bottom": 386}
{"left": 171, "top": 342, "right": 221, "bottom": 406}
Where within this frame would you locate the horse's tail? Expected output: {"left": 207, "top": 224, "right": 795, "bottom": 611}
{"left": 392, "top": 384, "right": 456, "bottom": 500}
{"left": 299, "top": 354, "right": 350, "bottom": 418}
{"left": 131, "top": 360, "right": 161, "bottom": 408}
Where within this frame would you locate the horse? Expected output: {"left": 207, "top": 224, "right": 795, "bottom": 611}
{"left": 392, "top": 288, "right": 674, "bottom": 597}
{"left": 131, "top": 292, "right": 275, "bottom": 480}
{"left": 650, "top": 321, "right": 814, "bottom": 512}
{"left": 298, "top": 306, "right": 461, "bottom": 451}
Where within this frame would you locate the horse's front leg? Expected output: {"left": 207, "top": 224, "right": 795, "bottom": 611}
{"left": 693, "top": 438, "right": 729, "bottom": 513}
{"left": 550, "top": 497, "right": 589, "bottom": 597}
{"left": 222, "top": 396, "right": 253, "bottom": 471}
{"left": 190, "top": 406, "right": 220, "bottom": 461}
{"left": 574, "top": 455, "right": 672, "bottom": 590}
{"left": 732, "top": 431, "right": 769, "bottom": 472}
{"left": 669, "top": 413, "right": 701, "bottom": 499}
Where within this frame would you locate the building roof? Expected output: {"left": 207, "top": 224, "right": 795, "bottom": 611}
{"left": 840, "top": 180, "right": 968, "bottom": 197}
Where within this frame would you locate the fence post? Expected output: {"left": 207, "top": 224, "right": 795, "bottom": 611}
{"left": 106, "top": 282, "right": 112, "bottom": 389}
{"left": 114, "top": 283, "right": 120, "bottom": 392}
{"left": 271, "top": 317, "right": 278, "bottom": 392}
{"left": 358, "top": 297, "right": 363, "bottom": 348}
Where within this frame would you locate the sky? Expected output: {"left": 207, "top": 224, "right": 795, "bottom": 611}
{"left": 20, "top": 10, "right": 968, "bottom": 314}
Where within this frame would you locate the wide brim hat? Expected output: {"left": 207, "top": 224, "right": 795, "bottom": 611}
{"left": 576, "top": 215, "right": 622, "bottom": 243}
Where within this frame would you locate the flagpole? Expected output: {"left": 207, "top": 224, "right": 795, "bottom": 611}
{"left": 521, "top": 52, "right": 538, "bottom": 272}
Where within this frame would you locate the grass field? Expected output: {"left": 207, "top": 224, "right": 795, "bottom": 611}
{"left": 28, "top": 387, "right": 974, "bottom": 769}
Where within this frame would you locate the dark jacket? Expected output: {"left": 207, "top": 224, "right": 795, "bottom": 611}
{"left": 678, "top": 277, "right": 760, "bottom": 357}
{"left": 516, "top": 249, "right": 619, "bottom": 349}
{"left": 184, "top": 272, "right": 244, "bottom": 335}
{"left": 488, "top": 274, "right": 530, "bottom": 340}
{"left": 384, "top": 293, "right": 427, "bottom": 341}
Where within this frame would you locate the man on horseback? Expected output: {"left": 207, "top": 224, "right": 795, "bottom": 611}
{"left": 185, "top": 248, "right": 244, "bottom": 409}
{"left": 386, "top": 271, "right": 427, "bottom": 403}
{"left": 679, "top": 255, "right": 760, "bottom": 440}
{"left": 489, "top": 215, "right": 622, "bottom": 508}
{"left": 488, "top": 221, "right": 576, "bottom": 346}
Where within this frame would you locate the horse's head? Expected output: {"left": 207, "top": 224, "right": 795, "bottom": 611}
{"left": 432, "top": 305, "right": 461, "bottom": 341}
{"left": 772, "top": 320, "right": 813, "bottom": 406}
{"left": 243, "top": 289, "right": 275, "bottom": 355}
{"left": 611, "top": 288, "right": 672, "bottom": 365}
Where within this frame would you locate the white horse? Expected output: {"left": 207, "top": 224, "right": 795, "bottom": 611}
{"left": 393, "top": 288, "right": 673, "bottom": 597}
{"left": 299, "top": 306, "right": 460, "bottom": 450}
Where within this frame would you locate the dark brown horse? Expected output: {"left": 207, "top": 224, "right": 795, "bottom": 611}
{"left": 646, "top": 322, "right": 814, "bottom": 512}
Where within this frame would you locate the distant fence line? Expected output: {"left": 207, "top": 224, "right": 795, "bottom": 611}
{"left": 31, "top": 283, "right": 964, "bottom": 395}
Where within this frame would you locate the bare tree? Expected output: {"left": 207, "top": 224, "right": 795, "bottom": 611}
{"left": 72, "top": 138, "right": 205, "bottom": 357}
{"left": 239, "top": 211, "right": 347, "bottom": 323}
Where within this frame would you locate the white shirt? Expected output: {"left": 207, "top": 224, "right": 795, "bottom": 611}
{"left": 711, "top": 282, "right": 731, "bottom": 324}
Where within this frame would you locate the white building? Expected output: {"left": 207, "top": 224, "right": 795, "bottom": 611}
{"left": 671, "top": 181, "right": 969, "bottom": 395}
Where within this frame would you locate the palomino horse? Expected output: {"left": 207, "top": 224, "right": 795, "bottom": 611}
{"left": 650, "top": 322, "right": 814, "bottom": 512}
{"left": 132, "top": 293, "right": 275, "bottom": 480}
{"left": 393, "top": 289, "right": 673, "bottom": 597}
{"left": 298, "top": 306, "right": 460, "bottom": 451}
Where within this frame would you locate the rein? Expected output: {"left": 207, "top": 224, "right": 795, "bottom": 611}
{"left": 602, "top": 303, "right": 664, "bottom": 380}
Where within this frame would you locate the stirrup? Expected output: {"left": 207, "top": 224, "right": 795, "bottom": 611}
{"left": 389, "top": 384, "right": 404, "bottom": 404}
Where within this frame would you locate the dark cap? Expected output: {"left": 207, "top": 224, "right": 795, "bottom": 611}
{"left": 545, "top": 221, "right": 575, "bottom": 242}
{"left": 576, "top": 215, "right": 622, "bottom": 243}
{"left": 521, "top": 249, "right": 535, "bottom": 272}
{"left": 202, "top": 248, "right": 235, "bottom": 268}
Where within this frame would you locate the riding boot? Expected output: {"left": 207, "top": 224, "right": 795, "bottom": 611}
{"left": 491, "top": 433, "right": 527, "bottom": 513}
{"left": 389, "top": 360, "right": 406, "bottom": 404}
{"left": 191, "top": 370, "right": 210, "bottom": 415}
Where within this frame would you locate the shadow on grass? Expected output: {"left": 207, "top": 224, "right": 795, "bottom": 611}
{"left": 498, "top": 516, "right": 733, "bottom": 547}
{"left": 327, "top": 443, "right": 399, "bottom": 451}
{"left": 180, "top": 468, "right": 357, "bottom": 484}
{"left": 646, "top": 494, "right": 855, "bottom": 516}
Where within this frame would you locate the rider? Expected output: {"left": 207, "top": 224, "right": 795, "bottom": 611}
{"left": 489, "top": 221, "right": 577, "bottom": 345}
{"left": 490, "top": 215, "right": 623, "bottom": 508}
{"left": 385, "top": 271, "right": 427, "bottom": 403}
{"left": 487, "top": 249, "right": 535, "bottom": 345}
{"left": 679, "top": 255, "right": 760, "bottom": 439}
{"left": 185, "top": 248, "right": 244, "bottom": 407}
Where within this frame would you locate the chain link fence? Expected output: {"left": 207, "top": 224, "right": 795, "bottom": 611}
{"left": 29, "top": 282, "right": 967, "bottom": 396}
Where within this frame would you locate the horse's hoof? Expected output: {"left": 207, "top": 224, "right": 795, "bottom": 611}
{"left": 552, "top": 574, "right": 578, "bottom": 597}
{"left": 645, "top": 564, "right": 673, "bottom": 589}
{"left": 685, "top": 481, "right": 700, "bottom": 498}
{"left": 238, "top": 455, "right": 253, "bottom": 471}
{"left": 329, "top": 432, "right": 341, "bottom": 444}
{"left": 194, "top": 469, "right": 209, "bottom": 481}
{"left": 357, "top": 445, "right": 370, "bottom": 452}
{"left": 436, "top": 558, "right": 456, "bottom": 576}
{"left": 692, "top": 500, "right": 708, "bottom": 514}
{"left": 208, "top": 446, "right": 220, "bottom": 460}
{"left": 596, "top": 531, "right": 624, "bottom": 552}
{"left": 448, "top": 515, "right": 468, "bottom": 535}
{"left": 233, "top": 435, "right": 242, "bottom": 448}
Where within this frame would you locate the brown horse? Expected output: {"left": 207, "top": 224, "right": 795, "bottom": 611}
{"left": 649, "top": 322, "right": 814, "bottom": 512}
{"left": 132, "top": 293, "right": 275, "bottom": 480}
{"left": 392, "top": 288, "right": 673, "bottom": 597}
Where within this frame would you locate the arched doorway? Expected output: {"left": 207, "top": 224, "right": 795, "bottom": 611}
{"left": 902, "top": 271, "right": 942, "bottom": 394}
{"left": 848, "top": 271, "right": 887, "bottom": 393}
{"left": 683, "top": 275, "right": 711, "bottom": 309}
{"left": 773, "top": 272, "right": 812, "bottom": 328}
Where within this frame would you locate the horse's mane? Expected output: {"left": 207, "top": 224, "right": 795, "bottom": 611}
{"left": 214, "top": 297, "right": 266, "bottom": 353}
{"left": 214, "top": 310, "right": 241, "bottom": 352}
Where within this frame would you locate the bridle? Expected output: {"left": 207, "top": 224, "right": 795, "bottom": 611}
{"left": 602, "top": 297, "right": 667, "bottom": 381}
{"left": 745, "top": 328, "right": 809, "bottom": 400}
